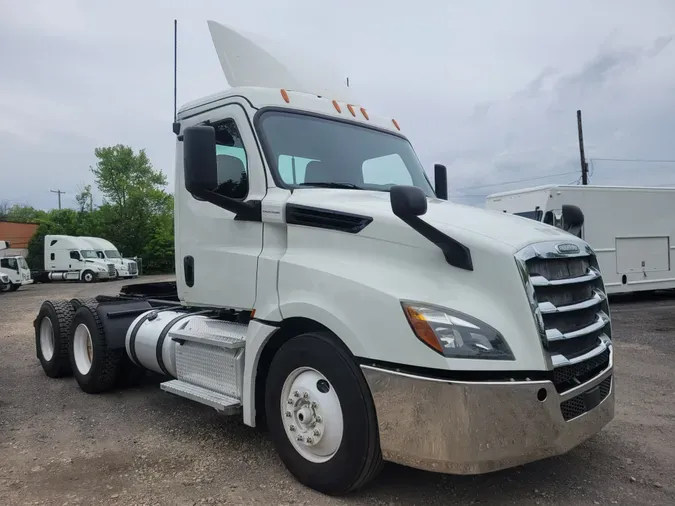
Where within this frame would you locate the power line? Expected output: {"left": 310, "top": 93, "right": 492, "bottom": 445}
{"left": 589, "top": 157, "right": 675, "bottom": 163}
{"left": 454, "top": 171, "right": 578, "bottom": 192}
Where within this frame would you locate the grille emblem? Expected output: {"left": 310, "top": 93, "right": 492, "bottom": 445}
{"left": 555, "top": 243, "right": 580, "bottom": 255}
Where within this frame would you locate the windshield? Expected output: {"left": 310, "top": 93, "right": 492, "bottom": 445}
{"left": 105, "top": 250, "right": 121, "bottom": 258}
{"left": 81, "top": 250, "right": 99, "bottom": 259}
{"left": 257, "top": 110, "right": 436, "bottom": 197}
{"left": 19, "top": 257, "right": 28, "bottom": 269}
{"left": 514, "top": 210, "right": 543, "bottom": 221}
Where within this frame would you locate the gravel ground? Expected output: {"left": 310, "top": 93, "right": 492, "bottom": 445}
{"left": 1, "top": 277, "right": 674, "bottom": 505}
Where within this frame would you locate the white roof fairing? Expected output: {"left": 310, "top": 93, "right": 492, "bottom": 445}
{"left": 207, "top": 20, "right": 355, "bottom": 103}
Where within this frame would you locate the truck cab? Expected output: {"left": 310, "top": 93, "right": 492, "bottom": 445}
{"left": 80, "top": 236, "right": 139, "bottom": 279}
{"left": 32, "top": 21, "right": 615, "bottom": 496}
{"left": 44, "top": 235, "right": 115, "bottom": 282}
{"left": 0, "top": 255, "right": 33, "bottom": 291}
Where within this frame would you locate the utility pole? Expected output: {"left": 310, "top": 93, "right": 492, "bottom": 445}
{"left": 50, "top": 189, "right": 65, "bottom": 210}
{"left": 577, "top": 109, "right": 589, "bottom": 185}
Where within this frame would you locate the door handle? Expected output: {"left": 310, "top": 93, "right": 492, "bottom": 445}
{"left": 183, "top": 256, "right": 195, "bottom": 287}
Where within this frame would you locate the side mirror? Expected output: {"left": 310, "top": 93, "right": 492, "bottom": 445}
{"left": 183, "top": 125, "right": 218, "bottom": 195}
{"left": 434, "top": 164, "right": 448, "bottom": 200}
{"left": 562, "top": 204, "right": 584, "bottom": 228}
{"left": 390, "top": 185, "right": 428, "bottom": 218}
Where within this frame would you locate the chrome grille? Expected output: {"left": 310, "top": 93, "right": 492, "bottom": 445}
{"left": 107, "top": 263, "right": 116, "bottom": 277}
{"left": 128, "top": 261, "right": 138, "bottom": 275}
{"left": 516, "top": 241, "right": 612, "bottom": 393}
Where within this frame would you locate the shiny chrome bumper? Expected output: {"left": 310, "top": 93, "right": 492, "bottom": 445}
{"left": 361, "top": 348, "right": 614, "bottom": 474}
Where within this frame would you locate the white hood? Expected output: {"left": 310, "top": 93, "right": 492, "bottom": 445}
{"left": 286, "top": 189, "right": 581, "bottom": 252}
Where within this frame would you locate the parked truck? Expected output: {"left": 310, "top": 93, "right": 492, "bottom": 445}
{"left": 485, "top": 184, "right": 675, "bottom": 295}
{"left": 80, "top": 236, "right": 139, "bottom": 279}
{"left": 0, "top": 254, "right": 33, "bottom": 291}
{"left": 0, "top": 240, "right": 10, "bottom": 291}
{"left": 32, "top": 21, "right": 615, "bottom": 495}
{"left": 33, "top": 235, "right": 115, "bottom": 283}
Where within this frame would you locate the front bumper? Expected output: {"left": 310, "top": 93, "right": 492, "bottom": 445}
{"left": 361, "top": 347, "right": 614, "bottom": 474}
{"left": 21, "top": 279, "right": 34, "bottom": 285}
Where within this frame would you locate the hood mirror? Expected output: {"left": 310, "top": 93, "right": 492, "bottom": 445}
{"left": 390, "top": 185, "right": 428, "bottom": 218}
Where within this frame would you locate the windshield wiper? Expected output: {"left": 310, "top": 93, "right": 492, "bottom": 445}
{"left": 298, "top": 182, "right": 364, "bottom": 190}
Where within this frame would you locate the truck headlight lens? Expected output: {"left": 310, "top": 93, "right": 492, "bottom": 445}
{"left": 97, "top": 266, "right": 106, "bottom": 272}
{"left": 401, "top": 301, "right": 514, "bottom": 360}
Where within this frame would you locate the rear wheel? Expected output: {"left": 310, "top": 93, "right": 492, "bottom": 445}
{"left": 69, "top": 305, "right": 124, "bottom": 393}
{"left": 265, "top": 332, "right": 383, "bottom": 495}
{"left": 35, "top": 300, "right": 75, "bottom": 378}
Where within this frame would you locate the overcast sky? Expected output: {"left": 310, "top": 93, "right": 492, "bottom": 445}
{"left": 1, "top": 0, "right": 674, "bottom": 210}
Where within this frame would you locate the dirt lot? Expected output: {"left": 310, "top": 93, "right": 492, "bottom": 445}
{"left": 1, "top": 277, "right": 674, "bottom": 505}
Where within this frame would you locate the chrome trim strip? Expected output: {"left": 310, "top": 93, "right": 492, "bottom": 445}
{"left": 538, "top": 290, "right": 605, "bottom": 314}
{"left": 546, "top": 312, "right": 609, "bottom": 342}
{"left": 551, "top": 334, "right": 611, "bottom": 367}
{"left": 531, "top": 267, "right": 601, "bottom": 287}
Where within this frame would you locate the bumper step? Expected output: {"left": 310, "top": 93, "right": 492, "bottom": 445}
{"left": 160, "top": 380, "right": 241, "bottom": 414}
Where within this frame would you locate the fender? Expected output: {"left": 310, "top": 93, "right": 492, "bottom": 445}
{"left": 242, "top": 301, "right": 366, "bottom": 426}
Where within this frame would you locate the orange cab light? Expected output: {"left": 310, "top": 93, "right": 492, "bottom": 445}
{"left": 347, "top": 104, "right": 356, "bottom": 116}
{"left": 280, "top": 89, "right": 290, "bottom": 103}
{"left": 360, "top": 107, "right": 369, "bottom": 120}
{"left": 392, "top": 118, "right": 401, "bottom": 130}
{"left": 332, "top": 100, "right": 342, "bottom": 113}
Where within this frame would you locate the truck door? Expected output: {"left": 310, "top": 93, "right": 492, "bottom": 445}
{"left": 69, "top": 250, "right": 84, "bottom": 270}
{"left": 177, "top": 103, "right": 266, "bottom": 309}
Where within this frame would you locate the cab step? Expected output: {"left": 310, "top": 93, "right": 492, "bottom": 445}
{"left": 160, "top": 379, "right": 241, "bottom": 414}
{"left": 169, "top": 318, "right": 246, "bottom": 349}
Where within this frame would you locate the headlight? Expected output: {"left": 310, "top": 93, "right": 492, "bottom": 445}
{"left": 1, "top": 275, "right": 9, "bottom": 283}
{"left": 96, "top": 266, "right": 107, "bottom": 272}
{"left": 401, "top": 301, "right": 514, "bottom": 360}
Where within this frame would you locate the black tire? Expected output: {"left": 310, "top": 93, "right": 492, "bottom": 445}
{"left": 81, "top": 270, "right": 95, "bottom": 283}
{"left": 69, "top": 297, "right": 98, "bottom": 310}
{"left": 8, "top": 283, "right": 20, "bottom": 292}
{"left": 265, "top": 332, "right": 383, "bottom": 496}
{"left": 35, "top": 300, "right": 75, "bottom": 378}
{"left": 69, "top": 305, "right": 124, "bottom": 394}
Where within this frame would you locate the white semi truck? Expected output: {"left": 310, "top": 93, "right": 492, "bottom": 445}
{"left": 32, "top": 21, "right": 615, "bottom": 495}
{"left": 0, "top": 240, "right": 11, "bottom": 291}
{"left": 34, "top": 235, "right": 115, "bottom": 283}
{"left": 80, "top": 236, "right": 139, "bottom": 279}
{"left": 0, "top": 254, "right": 33, "bottom": 291}
{"left": 485, "top": 184, "right": 675, "bottom": 295}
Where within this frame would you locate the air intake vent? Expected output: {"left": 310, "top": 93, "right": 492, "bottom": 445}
{"left": 285, "top": 204, "right": 372, "bottom": 234}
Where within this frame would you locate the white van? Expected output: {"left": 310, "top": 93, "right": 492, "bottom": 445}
{"left": 44, "top": 235, "right": 115, "bottom": 282}
{"left": 0, "top": 255, "right": 33, "bottom": 291}
{"left": 485, "top": 184, "right": 675, "bottom": 294}
{"left": 80, "top": 237, "right": 139, "bottom": 278}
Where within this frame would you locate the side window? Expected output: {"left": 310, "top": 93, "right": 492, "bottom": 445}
{"left": 277, "top": 155, "right": 316, "bottom": 185}
{"left": 50, "top": 240, "right": 57, "bottom": 246}
{"left": 362, "top": 154, "right": 412, "bottom": 186}
{"left": 0, "top": 259, "right": 8, "bottom": 268}
{"left": 213, "top": 119, "right": 248, "bottom": 200}
{"left": 70, "top": 251, "right": 80, "bottom": 260}
{"left": 50, "top": 253, "right": 55, "bottom": 261}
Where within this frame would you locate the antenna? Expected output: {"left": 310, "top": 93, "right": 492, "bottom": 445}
{"left": 172, "top": 19, "right": 180, "bottom": 135}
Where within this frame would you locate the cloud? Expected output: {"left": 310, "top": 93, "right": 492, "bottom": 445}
{"left": 0, "top": 0, "right": 674, "bottom": 211}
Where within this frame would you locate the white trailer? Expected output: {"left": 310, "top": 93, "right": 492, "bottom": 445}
{"left": 40, "top": 235, "right": 115, "bottom": 282}
{"left": 485, "top": 184, "right": 675, "bottom": 295}
{"left": 32, "top": 21, "right": 615, "bottom": 495}
{"left": 79, "top": 236, "right": 139, "bottom": 279}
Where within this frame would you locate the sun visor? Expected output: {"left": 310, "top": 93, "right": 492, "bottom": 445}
{"left": 207, "top": 20, "right": 355, "bottom": 103}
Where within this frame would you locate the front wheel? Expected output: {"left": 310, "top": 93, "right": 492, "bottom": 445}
{"left": 265, "top": 332, "right": 383, "bottom": 496}
{"left": 81, "top": 270, "right": 95, "bottom": 283}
